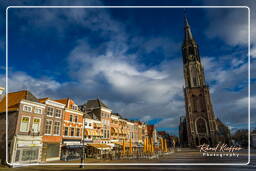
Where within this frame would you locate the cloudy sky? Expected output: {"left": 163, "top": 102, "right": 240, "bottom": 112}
{"left": 0, "top": 0, "right": 255, "bottom": 135}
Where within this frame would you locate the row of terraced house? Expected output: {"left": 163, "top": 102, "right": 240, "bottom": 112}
{"left": 0, "top": 90, "right": 160, "bottom": 164}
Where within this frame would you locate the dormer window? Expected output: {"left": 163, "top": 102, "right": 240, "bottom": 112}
{"left": 72, "top": 105, "right": 78, "bottom": 110}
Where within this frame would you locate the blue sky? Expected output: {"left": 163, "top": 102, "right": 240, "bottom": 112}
{"left": 0, "top": 0, "right": 255, "bottom": 135}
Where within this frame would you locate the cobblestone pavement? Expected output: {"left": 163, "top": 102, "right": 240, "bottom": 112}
{"left": 1, "top": 149, "right": 255, "bottom": 171}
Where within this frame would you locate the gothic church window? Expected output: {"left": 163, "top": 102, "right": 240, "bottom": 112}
{"left": 192, "top": 95, "right": 197, "bottom": 112}
{"left": 196, "top": 118, "right": 207, "bottom": 134}
{"left": 190, "top": 65, "right": 199, "bottom": 87}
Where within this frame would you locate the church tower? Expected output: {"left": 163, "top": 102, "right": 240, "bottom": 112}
{"left": 182, "top": 14, "right": 219, "bottom": 147}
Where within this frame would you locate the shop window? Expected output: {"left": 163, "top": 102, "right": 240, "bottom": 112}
{"left": 15, "top": 150, "right": 20, "bottom": 162}
{"left": 20, "top": 116, "right": 30, "bottom": 132}
{"left": 46, "top": 143, "right": 59, "bottom": 158}
{"left": 21, "top": 148, "right": 39, "bottom": 161}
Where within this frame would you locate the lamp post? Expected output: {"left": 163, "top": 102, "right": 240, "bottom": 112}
{"left": 80, "top": 113, "right": 86, "bottom": 168}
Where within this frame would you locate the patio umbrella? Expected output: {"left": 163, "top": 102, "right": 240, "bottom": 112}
{"left": 122, "top": 139, "right": 126, "bottom": 154}
{"left": 147, "top": 137, "right": 151, "bottom": 153}
{"left": 143, "top": 137, "right": 147, "bottom": 153}
{"left": 161, "top": 137, "right": 164, "bottom": 152}
{"left": 164, "top": 139, "right": 168, "bottom": 152}
{"left": 151, "top": 137, "right": 154, "bottom": 153}
{"left": 129, "top": 138, "right": 132, "bottom": 154}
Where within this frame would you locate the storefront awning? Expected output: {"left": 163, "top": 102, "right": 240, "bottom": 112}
{"left": 87, "top": 144, "right": 111, "bottom": 150}
{"left": 63, "top": 145, "right": 84, "bottom": 149}
{"left": 111, "top": 127, "right": 118, "bottom": 133}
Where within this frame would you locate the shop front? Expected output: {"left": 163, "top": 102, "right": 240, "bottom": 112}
{"left": 86, "top": 144, "right": 111, "bottom": 159}
{"left": 12, "top": 135, "right": 42, "bottom": 164}
{"left": 41, "top": 143, "right": 61, "bottom": 162}
{"left": 61, "top": 140, "right": 83, "bottom": 161}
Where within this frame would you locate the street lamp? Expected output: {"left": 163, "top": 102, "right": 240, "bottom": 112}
{"left": 80, "top": 113, "right": 86, "bottom": 168}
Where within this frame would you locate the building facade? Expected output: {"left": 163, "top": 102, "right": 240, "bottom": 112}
{"left": 39, "top": 98, "right": 65, "bottom": 162}
{"left": 85, "top": 98, "right": 112, "bottom": 144}
{"left": 179, "top": 15, "right": 231, "bottom": 147}
{"left": 0, "top": 90, "right": 45, "bottom": 164}
{"left": 55, "top": 98, "right": 84, "bottom": 160}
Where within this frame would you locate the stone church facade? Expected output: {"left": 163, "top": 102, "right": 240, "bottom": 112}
{"left": 179, "top": 15, "right": 231, "bottom": 147}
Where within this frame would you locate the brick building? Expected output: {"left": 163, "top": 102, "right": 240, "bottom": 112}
{"left": 84, "top": 98, "right": 112, "bottom": 144}
{"left": 39, "top": 98, "right": 65, "bottom": 162}
{"left": 55, "top": 98, "right": 84, "bottom": 161}
{"left": 0, "top": 90, "right": 45, "bottom": 164}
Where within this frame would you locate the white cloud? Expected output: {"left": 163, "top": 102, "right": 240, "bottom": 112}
{"left": 251, "top": 46, "right": 256, "bottom": 58}
{"left": 0, "top": 71, "right": 61, "bottom": 98}
{"left": 235, "top": 96, "right": 256, "bottom": 109}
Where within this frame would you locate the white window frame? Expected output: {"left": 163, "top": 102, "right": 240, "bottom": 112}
{"left": 32, "top": 117, "right": 41, "bottom": 133}
{"left": 69, "top": 114, "right": 73, "bottom": 122}
{"left": 20, "top": 116, "right": 30, "bottom": 132}
{"left": 44, "top": 119, "right": 53, "bottom": 135}
{"left": 54, "top": 108, "right": 62, "bottom": 118}
{"left": 70, "top": 127, "right": 75, "bottom": 136}
{"left": 53, "top": 121, "right": 61, "bottom": 135}
{"left": 23, "top": 105, "right": 32, "bottom": 112}
{"left": 64, "top": 127, "right": 69, "bottom": 136}
{"left": 34, "top": 108, "right": 42, "bottom": 114}
{"left": 46, "top": 107, "right": 54, "bottom": 117}
{"left": 74, "top": 115, "right": 78, "bottom": 122}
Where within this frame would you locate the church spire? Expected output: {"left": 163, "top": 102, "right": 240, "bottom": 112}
{"left": 184, "top": 11, "right": 194, "bottom": 42}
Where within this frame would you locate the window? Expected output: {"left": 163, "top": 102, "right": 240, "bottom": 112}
{"left": 72, "top": 105, "right": 78, "bottom": 110}
{"left": 32, "top": 118, "right": 40, "bottom": 133}
{"left": 85, "top": 122, "right": 87, "bottom": 126}
{"left": 45, "top": 120, "right": 52, "bottom": 135}
{"left": 192, "top": 95, "right": 197, "bottom": 112}
{"left": 191, "top": 65, "right": 199, "bottom": 87}
{"left": 23, "top": 105, "right": 32, "bottom": 112}
{"left": 21, "top": 148, "right": 39, "bottom": 161}
{"left": 69, "top": 115, "right": 73, "bottom": 122}
{"left": 74, "top": 115, "right": 78, "bottom": 122}
{"left": 70, "top": 128, "right": 75, "bottom": 136}
{"left": 46, "top": 143, "right": 59, "bottom": 158}
{"left": 197, "top": 118, "right": 207, "bottom": 134}
{"left": 64, "top": 127, "right": 69, "bottom": 136}
{"left": 20, "top": 116, "right": 30, "bottom": 132}
{"left": 55, "top": 109, "right": 62, "bottom": 118}
{"left": 76, "top": 128, "right": 80, "bottom": 136}
{"left": 34, "top": 108, "right": 42, "bottom": 114}
{"left": 46, "top": 107, "right": 54, "bottom": 116}
{"left": 89, "top": 123, "right": 91, "bottom": 127}
{"left": 53, "top": 121, "right": 60, "bottom": 135}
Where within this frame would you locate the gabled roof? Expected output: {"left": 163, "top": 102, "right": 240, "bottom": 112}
{"left": 54, "top": 98, "right": 69, "bottom": 106}
{"left": 38, "top": 97, "right": 50, "bottom": 103}
{"left": 0, "top": 90, "right": 38, "bottom": 113}
{"left": 86, "top": 98, "right": 109, "bottom": 109}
